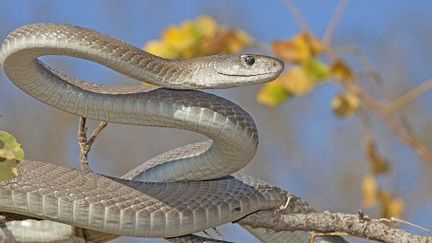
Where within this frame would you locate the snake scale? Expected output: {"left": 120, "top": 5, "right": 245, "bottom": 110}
{"left": 0, "top": 24, "right": 342, "bottom": 243}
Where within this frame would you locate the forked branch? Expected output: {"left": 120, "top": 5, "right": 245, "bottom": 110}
{"left": 77, "top": 117, "right": 108, "bottom": 172}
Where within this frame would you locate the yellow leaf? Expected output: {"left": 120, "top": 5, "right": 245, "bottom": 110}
{"left": 379, "top": 191, "right": 405, "bottom": 218}
{"left": 204, "top": 29, "right": 252, "bottom": 54}
{"left": 272, "top": 40, "right": 309, "bottom": 64}
{"left": 226, "top": 30, "right": 252, "bottom": 53}
{"left": 331, "top": 59, "right": 354, "bottom": 81}
{"left": 144, "top": 40, "right": 176, "bottom": 59}
{"left": 280, "top": 67, "right": 315, "bottom": 96}
{"left": 195, "top": 16, "right": 218, "bottom": 37}
{"left": 361, "top": 174, "right": 378, "bottom": 208}
{"left": 331, "top": 92, "right": 360, "bottom": 118}
{"left": 366, "top": 139, "right": 390, "bottom": 175}
{"left": 163, "top": 23, "right": 197, "bottom": 51}
{"left": 257, "top": 80, "right": 292, "bottom": 106}
{"left": 272, "top": 32, "right": 324, "bottom": 64}
{"left": 145, "top": 16, "right": 251, "bottom": 59}
{"left": 299, "top": 32, "right": 324, "bottom": 56}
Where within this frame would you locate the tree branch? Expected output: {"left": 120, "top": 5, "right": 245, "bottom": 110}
{"left": 239, "top": 210, "right": 430, "bottom": 243}
{"left": 77, "top": 117, "right": 107, "bottom": 172}
{"left": 323, "top": 0, "right": 349, "bottom": 46}
{"left": 285, "top": 0, "right": 310, "bottom": 33}
{"left": 386, "top": 79, "right": 432, "bottom": 115}
{"left": 343, "top": 79, "right": 432, "bottom": 162}
{"left": 1, "top": 180, "right": 430, "bottom": 242}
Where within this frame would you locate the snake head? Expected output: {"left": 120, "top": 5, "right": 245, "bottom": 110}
{"left": 210, "top": 54, "right": 284, "bottom": 88}
{"left": 178, "top": 54, "right": 284, "bottom": 89}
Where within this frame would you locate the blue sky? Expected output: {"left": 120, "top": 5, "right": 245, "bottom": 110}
{"left": 1, "top": 1, "right": 432, "bottom": 242}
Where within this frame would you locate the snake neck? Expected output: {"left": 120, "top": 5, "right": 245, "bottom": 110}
{"left": 1, "top": 23, "right": 284, "bottom": 89}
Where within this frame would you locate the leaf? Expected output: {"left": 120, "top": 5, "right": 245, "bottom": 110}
{"left": 0, "top": 161, "right": 19, "bottom": 181}
{"left": 257, "top": 80, "right": 292, "bottom": 106}
{"left": 223, "top": 30, "right": 252, "bottom": 54}
{"left": 195, "top": 16, "right": 218, "bottom": 37}
{"left": 331, "top": 59, "right": 354, "bottom": 81}
{"left": 205, "top": 29, "right": 252, "bottom": 54}
{"left": 379, "top": 191, "right": 405, "bottom": 218}
{"left": 302, "top": 59, "right": 330, "bottom": 82}
{"left": 366, "top": 139, "right": 390, "bottom": 174}
{"left": 280, "top": 67, "right": 316, "bottom": 96}
{"left": 144, "top": 40, "right": 176, "bottom": 59}
{"left": 300, "top": 32, "right": 324, "bottom": 56}
{"left": 361, "top": 174, "right": 378, "bottom": 208}
{"left": 0, "top": 131, "right": 24, "bottom": 181}
{"left": 271, "top": 32, "right": 324, "bottom": 64}
{"left": 164, "top": 22, "right": 200, "bottom": 51}
{"left": 272, "top": 40, "right": 309, "bottom": 64}
{"left": 145, "top": 16, "right": 251, "bottom": 59}
{"left": 331, "top": 92, "right": 360, "bottom": 118}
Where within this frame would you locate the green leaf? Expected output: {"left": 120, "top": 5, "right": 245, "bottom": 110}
{"left": 303, "top": 59, "right": 330, "bottom": 82}
{"left": 257, "top": 81, "right": 292, "bottom": 106}
{"left": 0, "top": 131, "right": 24, "bottom": 181}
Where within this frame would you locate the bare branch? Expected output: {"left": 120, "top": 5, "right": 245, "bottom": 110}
{"left": 78, "top": 117, "right": 91, "bottom": 172}
{"left": 77, "top": 117, "right": 108, "bottom": 172}
{"left": 329, "top": 46, "right": 432, "bottom": 163}
{"left": 387, "top": 79, "right": 432, "bottom": 114}
{"left": 343, "top": 79, "right": 432, "bottom": 162}
{"left": 87, "top": 121, "right": 108, "bottom": 147}
{"left": 239, "top": 210, "right": 431, "bottom": 243}
{"left": 323, "top": 0, "right": 349, "bottom": 46}
{"left": 285, "top": 0, "right": 310, "bottom": 32}
{"left": 2, "top": 179, "right": 430, "bottom": 242}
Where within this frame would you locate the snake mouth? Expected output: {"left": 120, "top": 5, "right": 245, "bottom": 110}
{"left": 216, "top": 71, "right": 278, "bottom": 77}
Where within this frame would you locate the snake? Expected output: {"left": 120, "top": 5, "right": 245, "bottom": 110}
{"left": 0, "top": 23, "right": 341, "bottom": 242}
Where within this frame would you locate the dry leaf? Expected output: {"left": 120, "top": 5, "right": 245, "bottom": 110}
{"left": 145, "top": 16, "right": 251, "bottom": 59}
{"left": 332, "top": 92, "right": 360, "bottom": 118}
{"left": 361, "top": 173, "right": 378, "bottom": 208}
{"left": 280, "top": 67, "right": 315, "bottom": 96}
{"left": 195, "top": 16, "right": 218, "bottom": 37}
{"left": 366, "top": 139, "right": 390, "bottom": 175}
{"left": 272, "top": 40, "right": 309, "bottom": 64}
{"left": 299, "top": 32, "right": 325, "bottom": 56}
{"left": 272, "top": 32, "right": 324, "bottom": 64}
{"left": 331, "top": 59, "right": 354, "bottom": 81}
{"left": 379, "top": 191, "right": 405, "bottom": 218}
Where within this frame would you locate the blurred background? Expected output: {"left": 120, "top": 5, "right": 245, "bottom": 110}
{"left": 1, "top": 0, "right": 432, "bottom": 242}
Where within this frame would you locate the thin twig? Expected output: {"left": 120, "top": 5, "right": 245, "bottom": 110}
{"left": 328, "top": 46, "right": 432, "bottom": 162}
{"left": 77, "top": 117, "right": 107, "bottom": 172}
{"left": 343, "top": 79, "right": 432, "bottom": 162}
{"left": 331, "top": 46, "right": 389, "bottom": 94}
{"left": 386, "top": 79, "right": 432, "bottom": 114}
{"left": 87, "top": 121, "right": 108, "bottom": 147}
{"left": 323, "top": 0, "right": 349, "bottom": 46}
{"left": 379, "top": 217, "right": 430, "bottom": 232}
{"left": 285, "top": 0, "right": 310, "bottom": 32}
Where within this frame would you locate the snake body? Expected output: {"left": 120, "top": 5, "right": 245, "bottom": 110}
{"left": 0, "top": 23, "right": 317, "bottom": 242}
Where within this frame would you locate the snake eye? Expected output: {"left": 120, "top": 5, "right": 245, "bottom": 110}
{"left": 242, "top": 55, "right": 255, "bottom": 66}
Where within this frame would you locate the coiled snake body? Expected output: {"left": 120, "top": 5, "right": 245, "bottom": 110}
{"left": 0, "top": 24, "right": 316, "bottom": 242}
